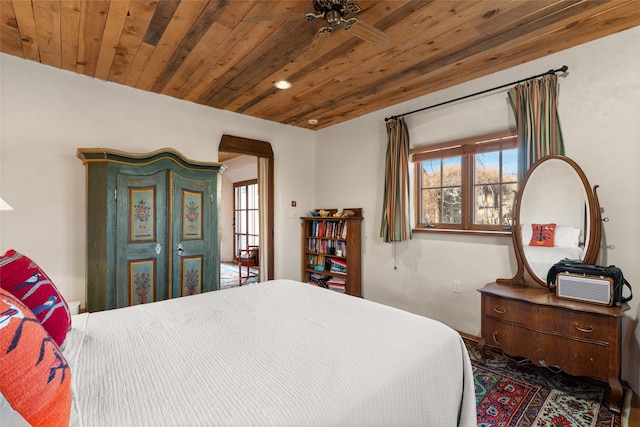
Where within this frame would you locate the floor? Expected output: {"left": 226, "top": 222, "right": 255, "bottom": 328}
{"left": 220, "top": 261, "right": 258, "bottom": 289}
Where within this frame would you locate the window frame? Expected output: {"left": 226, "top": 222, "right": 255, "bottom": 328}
{"left": 233, "top": 179, "right": 259, "bottom": 257}
{"left": 411, "top": 130, "right": 518, "bottom": 236}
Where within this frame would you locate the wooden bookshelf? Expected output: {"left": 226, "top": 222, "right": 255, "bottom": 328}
{"left": 301, "top": 216, "right": 362, "bottom": 297}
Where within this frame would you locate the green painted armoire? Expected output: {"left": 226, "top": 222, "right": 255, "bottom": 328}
{"left": 77, "top": 148, "right": 225, "bottom": 312}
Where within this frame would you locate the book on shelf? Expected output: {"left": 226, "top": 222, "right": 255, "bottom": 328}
{"left": 327, "top": 279, "right": 346, "bottom": 293}
{"left": 329, "top": 258, "right": 347, "bottom": 274}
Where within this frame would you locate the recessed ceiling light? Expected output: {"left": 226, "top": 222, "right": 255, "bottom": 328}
{"left": 308, "top": 119, "right": 318, "bottom": 125}
{"left": 274, "top": 80, "right": 292, "bottom": 90}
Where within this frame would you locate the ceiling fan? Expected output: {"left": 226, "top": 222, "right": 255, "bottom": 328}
{"left": 247, "top": 0, "right": 391, "bottom": 59}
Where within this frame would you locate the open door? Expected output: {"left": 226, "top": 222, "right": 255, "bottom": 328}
{"left": 218, "top": 135, "right": 274, "bottom": 281}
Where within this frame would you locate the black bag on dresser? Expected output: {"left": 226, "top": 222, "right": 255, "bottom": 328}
{"left": 546, "top": 258, "right": 633, "bottom": 306}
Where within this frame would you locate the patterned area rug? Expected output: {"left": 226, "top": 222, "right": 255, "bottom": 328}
{"left": 220, "top": 262, "right": 258, "bottom": 289}
{"left": 464, "top": 338, "right": 628, "bottom": 427}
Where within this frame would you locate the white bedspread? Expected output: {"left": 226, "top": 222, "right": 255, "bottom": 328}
{"left": 63, "top": 279, "right": 476, "bottom": 427}
{"left": 523, "top": 245, "right": 584, "bottom": 281}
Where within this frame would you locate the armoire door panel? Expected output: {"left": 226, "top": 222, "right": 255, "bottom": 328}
{"left": 116, "top": 171, "right": 169, "bottom": 306}
{"left": 128, "top": 259, "right": 156, "bottom": 305}
{"left": 171, "top": 172, "right": 219, "bottom": 297}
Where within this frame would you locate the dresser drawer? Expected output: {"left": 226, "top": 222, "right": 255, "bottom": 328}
{"left": 535, "top": 307, "right": 609, "bottom": 343}
{"left": 482, "top": 318, "right": 610, "bottom": 380}
{"left": 482, "top": 318, "right": 537, "bottom": 360}
{"left": 483, "top": 294, "right": 610, "bottom": 343}
{"left": 482, "top": 294, "right": 535, "bottom": 325}
{"left": 535, "top": 333, "right": 609, "bottom": 379}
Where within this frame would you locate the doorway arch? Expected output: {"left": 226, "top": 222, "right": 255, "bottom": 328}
{"left": 219, "top": 134, "right": 274, "bottom": 280}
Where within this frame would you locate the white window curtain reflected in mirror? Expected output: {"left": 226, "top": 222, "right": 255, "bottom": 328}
{"left": 0, "top": 197, "right": 13, "bottom": 211}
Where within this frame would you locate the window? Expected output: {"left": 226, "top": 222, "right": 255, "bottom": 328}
{"left": 412, "top": 131, "right": 518, "bottom": 234}
{"left": 234, "top": 180, "right": 259, "bottom": 256}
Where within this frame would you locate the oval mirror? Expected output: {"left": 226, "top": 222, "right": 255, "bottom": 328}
{"left": 499, "top": 155, "right": 601, "bottom": 287}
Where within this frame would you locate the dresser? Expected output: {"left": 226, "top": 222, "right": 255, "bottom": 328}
{"left": 477, "top": 282, "right": 629, "bottom": 412}
{"left": 77, "top": 148, "right": 224, "bottom": 312}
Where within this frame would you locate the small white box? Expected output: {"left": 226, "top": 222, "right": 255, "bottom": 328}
{"left": 68, "top": 300, "right": 81, "bottom": 315}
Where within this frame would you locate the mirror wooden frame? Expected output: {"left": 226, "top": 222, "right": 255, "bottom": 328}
{"left": 498, "top": 155, "right": 602, "bottom": 287}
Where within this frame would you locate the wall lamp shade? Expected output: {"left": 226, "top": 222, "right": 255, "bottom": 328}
{"left": 0, "top": 197, "right": 13, "bottom": 211}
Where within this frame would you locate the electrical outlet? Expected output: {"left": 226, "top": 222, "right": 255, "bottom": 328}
{"left": 453, "top": 280, "right": 461, "bottom": 293}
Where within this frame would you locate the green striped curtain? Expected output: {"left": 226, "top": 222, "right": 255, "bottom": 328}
{"left": 380, "top": 117, "right": 412, "bottom": 242}
{"left": 508, "top": 74, "right": 565, "bottom": 179}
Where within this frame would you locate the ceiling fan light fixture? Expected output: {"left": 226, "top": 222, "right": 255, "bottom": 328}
{"left": 325, "top": 10, "right": 342, "bottom": 26}
{"left": 274, "top": 80, "right": 293, "bottom": 90}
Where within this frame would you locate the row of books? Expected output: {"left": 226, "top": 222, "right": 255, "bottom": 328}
{"left": 307, "top": 255, "right": 348, "bottom": 274}
{"left": 306, "top": 239, "right": 346, "bottom": 256}
{"left": 309, "top": 220, "right": 348, "bottom": 239}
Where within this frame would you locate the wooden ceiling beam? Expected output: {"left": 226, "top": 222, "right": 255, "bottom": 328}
{"left": 150, "top": 0, "right": 230, "bottom": 93}
{"left": 0, "top": 0, "right": 23, "bottom": 57}
{"left": 135, "top": 0, "right": 209, "bottom": 91}
{"left": 60, "top": 0, "right": 81, "bottom": 72}
{"left": 175, "top": 0, "right": 299, "bottom": 102}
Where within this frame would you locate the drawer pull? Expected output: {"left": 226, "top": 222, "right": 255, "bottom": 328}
{"left": 493, "top": 306, "right": 507, "bottom": 314}
{"left": 492, "top": 331, "right": 501, "bottom": 345}
{"left": 574, "top": 323, "right": 594, "bottom": 333}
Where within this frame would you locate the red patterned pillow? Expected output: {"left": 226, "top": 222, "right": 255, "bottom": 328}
{"left": 0, "top": 250, "right": 71, "bottom": 346}
{"left": 529, "top": 223, "right": 556, "bottom": 247}
{"left": 0, "top": 288, "right": 71, "bottom": 426}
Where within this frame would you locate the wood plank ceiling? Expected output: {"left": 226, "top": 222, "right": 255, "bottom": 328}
{"left": 1, "top": 0, "right": 639, "bottom": 130}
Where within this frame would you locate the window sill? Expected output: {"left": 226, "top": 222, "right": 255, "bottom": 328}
{"left": 412, "top": 227, "right": 512, "bottom": 237}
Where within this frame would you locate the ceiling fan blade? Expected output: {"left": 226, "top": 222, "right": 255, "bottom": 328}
{"left": 303, "top": 28, "right": 331, "bottom": 61}
{"left": 348, "top": 0, "right": 377, "bottom": 13}
{"left": 246, "top": 12, "right": 307, "bottom": 22}
{"left": 346, "top": 18, "right": 390, "bottom": 46}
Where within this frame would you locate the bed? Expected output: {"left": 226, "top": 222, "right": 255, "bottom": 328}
{"left": 4, "top": 279, "right": 477, "bottom": 426}
{"left": 522, "top": 245, "right": 585, "bottom": 281}
{"left": 520, "top": 223, "right": 585, "bottom": 280}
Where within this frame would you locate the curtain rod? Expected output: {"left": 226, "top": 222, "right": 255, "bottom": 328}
{"left": 384, "top": 65, "right": 568, "bottom": 122}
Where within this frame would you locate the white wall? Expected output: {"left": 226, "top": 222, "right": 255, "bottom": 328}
{"left": 0, "top": 54, "right": 315, "bottom": 306}
{"left": 219, "top": 155, "right": 257, "bottom": 262}
{"left": 316, "top": 26, "right": 640, "bottom": 392}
